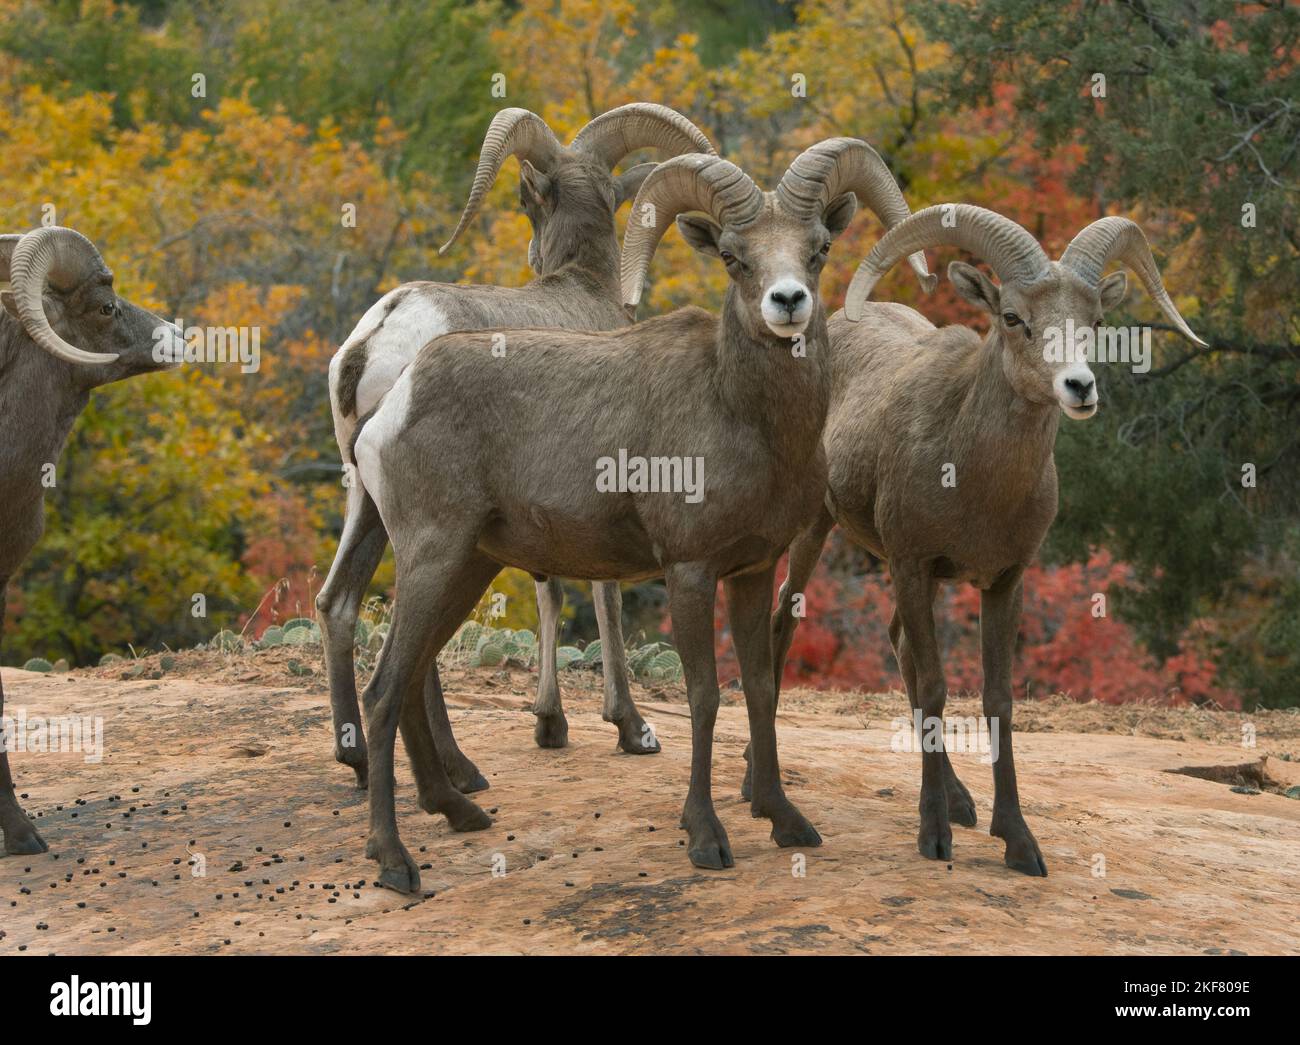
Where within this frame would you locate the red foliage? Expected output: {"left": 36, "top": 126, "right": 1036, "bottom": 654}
{"left": 710, "top": 549, "right": 1234, "bottom": 708}
{"left": 239, "top": 491, "right": 321, "bottom": 633}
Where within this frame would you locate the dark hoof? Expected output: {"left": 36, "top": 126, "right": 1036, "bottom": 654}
{"left": 918, "top": 803, "right": 953, "bottom": 861}
{"left": 335, "top": 744, "right": 369, "bottom": 789}
{"left": 443, "top": 754, "right": 489, "bottom": 795}
{"left": 946, "top": 777, "right": 978, "bottom": 828}
{"left": 366, "top": 837, "right": 421, "bottom": 894}
{"left": 420, "top": 790, "right": 492, "bottom": 832}
{"left": 3, "top": 823, "right": 49, "bottom": 856}
{"left": 534, "top": 711, "right": 569, "bottom": 749}
{"left": 684, "top": 811, "right": 734, "bottom": 870}
{"left": 614, "top": 714, "right": 660, "bottom": 755}
{"left": 760, "top": 801, "right": 822, "bottom": 849}
{"left": 995, "top": 819, "right": 1048, "bottom": 876}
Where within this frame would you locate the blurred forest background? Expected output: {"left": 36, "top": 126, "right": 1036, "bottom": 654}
{"left": 1, "top": 0, "right": 1296, "bottom": 709}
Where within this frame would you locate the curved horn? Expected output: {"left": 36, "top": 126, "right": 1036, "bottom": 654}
{"left": 777, "top": 137, "right": 935, "bottom": 293}
{"left": 845, "top": 204, "right": 1049, "bottom": 321}
{"left": 9, "top": 226, "right": 118, "bottom": 365}
{"left": 1060, "top": 216, "right": 1206, "bottom": 346}
{"left": 569, "top": 102, "right": 716, "bottom": 168}
{"left": 620, "top": 154, "right": 763, "bottom": 309}
{"left": 439, "top": 108, "right": 565, "bottom": 254}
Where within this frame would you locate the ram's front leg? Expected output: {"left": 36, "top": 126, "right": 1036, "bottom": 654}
{"left": 726, "top": 563, "right": 820, "bottom": 850}
{"left": 981, "top": 565, "right": 1047, "bottom": 876}
{"left": 891, "top": 557, "right": 953, "bottom": 862}
{"left": 1, "top": 583, "right": 48, "bottom": 856}
{"left": 665, "top": 562, "right": 731, "bottom": 869}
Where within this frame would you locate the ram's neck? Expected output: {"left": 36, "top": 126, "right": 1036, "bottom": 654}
{"left": 0, "top": 328, "right": 87, "bottom": 512}
{"left": 954, "top": 331, "right": 1059, "bottom": 504}
{"left": 715, "top": 288, "right": 831, "bottom": 466}
{"left": 537, "top": 227, "right": 622, "bottom": 306}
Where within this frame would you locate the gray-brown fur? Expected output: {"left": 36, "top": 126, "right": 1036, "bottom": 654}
{"left": 766, "top": 205, "right": 1204, "bottom": 877}
{"left": 0, "top": 227, "right": 182, "bottom": 857}
{"left": 348, "top": 143, "right": 928, "bottom": 893}
{"left": 317, "top": 108, "right": 714, "bottom": 792}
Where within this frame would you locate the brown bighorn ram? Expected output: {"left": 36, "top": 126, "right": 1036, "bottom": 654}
{"left": 318, "top": 105, "right": 716, "bottom": 792}
{"left": 348, "top": 140, "right": 932, "bottom": 892}
{"left": 0, "top": 226, "right": 183, "bottom": 856}
{"left": 763, "top": 204, "right": 1205, "bottom": 875}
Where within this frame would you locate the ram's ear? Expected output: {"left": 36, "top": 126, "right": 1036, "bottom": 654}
{"left": 823, "top": 192, "right": 858, "bottom": 238}
{"left": 614, "top": 163, "right": 656, "bottom": 208}
{"left": 948, "top": 260, "right": 1000, "bottom": 315}
{"left": 519, "top": 160, "right": 554, "bottom": 212}
{"left": 1099, "top": 270, "right": 1129, "bottom": 311}
{"left": 675, "top": 214, "right": 723, "bottom": 257}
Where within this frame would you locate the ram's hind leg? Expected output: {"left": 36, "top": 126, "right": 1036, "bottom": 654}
{"left": 317, "top": 485, "right": 387, "bottom": 788}
{"left": 362, "top": 548, "right": 497, "bottom": 894}
{"left": 593, "top": 581, "right": 659, "bottom": 754}
{"left": 890, "top": 607, "right": 977, "bottom": 828}
{"left": 532, "top": 577, "right": 569, "bottom": 749}
{"left": 402, "top": 556, "right": 499, "bottom": 827}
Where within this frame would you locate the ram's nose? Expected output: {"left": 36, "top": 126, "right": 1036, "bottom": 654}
{"left": 762, "top": 278, "right": 813, "bottom": 335}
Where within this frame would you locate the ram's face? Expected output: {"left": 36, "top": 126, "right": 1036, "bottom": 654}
{"left": 950, "top": 260, "right": 1128, "bottom": 420}
{"left": 675, "top": 192, "right": 858, "bottom": 342}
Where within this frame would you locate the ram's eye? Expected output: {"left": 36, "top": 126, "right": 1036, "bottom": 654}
{"left": 819, "top": 241, "right": 831, "bottom": 256}
{"left": 100, "top": 302, "right": 115, "bottom": 317}
{"left": 719, "top": 250, "right": 736, "bottom": 264}
{"left": 1002, "top": 312, "right": 1021, "bottom": 327}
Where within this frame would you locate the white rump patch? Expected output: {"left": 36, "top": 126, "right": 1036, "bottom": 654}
{"left": 353, "top": 366, "right": 415, "bottom": 522}
{"left": 328, "top": 291, "right": 448, "bottom": 462}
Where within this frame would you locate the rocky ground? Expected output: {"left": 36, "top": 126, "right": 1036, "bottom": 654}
{"left": 2, "top": 645, "right": 1298, "bottom": 954}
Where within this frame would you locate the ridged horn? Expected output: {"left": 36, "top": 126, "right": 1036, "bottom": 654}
{"left": 620, "top": 154, "right": 764, "bottom": 309}
{"left": 1060, "top": 216, "right": 1206, "bottom": 346}
{"left": 8, "top": 226, "right": 118, "bottom": 365}
{"left": 845, "top": 204, "right": 1049, "bottom": 321}
{"left": 777, "top": 137, "right": 935, "bottom": 293}
{"left": 439, "top": 108, "right": 565, "bottom": 254}
{"left": 568, "top": 102, "right": 716, "bottom": 168}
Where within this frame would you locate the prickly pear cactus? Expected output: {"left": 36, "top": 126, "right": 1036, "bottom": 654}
{"left": 259, "top": 626, "right": 285, "bottom": 648}
{"left": 645, "top": 649, "right": 683, "bottom": 682}
{"left": 582, "top": 639, "right": 604, "bottom": 666}
{"left": 476, "top": 637, "right": 507, "bottom": 667}
{"left": 213, "top": 630, "right": 244, "bottom": 653}
{"left": 556, "top": 645, "right": 584, "bottom": 670}
{"left": 98, "top": 653, "right": 124, "bottom": 667}
{"left": 22, "top": 657, "right": 52, "bottom": 673}
{"left": 453, "top": 621, "right": 484, "bottom": 653}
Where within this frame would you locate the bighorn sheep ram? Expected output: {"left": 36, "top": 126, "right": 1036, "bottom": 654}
{"left": 318, "top": 104, "right": 717, "bottom": 792}
{"left": 348, "top": 139, "right": 933, "bottom": 893}
{"left": 0, "top": 226, "right": 183, "bottom": 856}
{"left": 765, "top": 204, "right": 1205, "bottom": 876}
